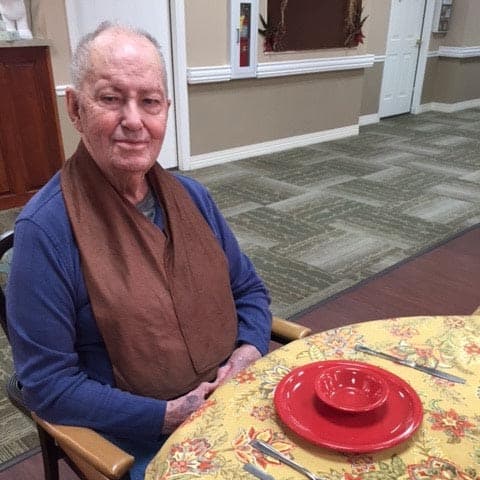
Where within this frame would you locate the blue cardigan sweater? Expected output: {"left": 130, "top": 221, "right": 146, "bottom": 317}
{"left": 7, "top": 171, "right": 271, "bottom": 443}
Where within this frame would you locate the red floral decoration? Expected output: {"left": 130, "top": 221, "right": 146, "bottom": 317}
{"left": 345, "top": 1, "right": 368, "bottom": 47}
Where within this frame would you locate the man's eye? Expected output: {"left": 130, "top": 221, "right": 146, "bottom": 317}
{"left": 101, "top": 95, "right": 120, "bottom": 104}
{"left": 143, "top": 98, "right": 161, "bottom": 106}
{"left": 143, "top": 98, "right": 163, "bottom": 113}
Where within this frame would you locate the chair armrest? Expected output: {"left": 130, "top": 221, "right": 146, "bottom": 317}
{"left": 271, "top": 316, "right": 311, "bottom": 342}
{"left": 32, "top": 413, "right": 134, "bottom": 480}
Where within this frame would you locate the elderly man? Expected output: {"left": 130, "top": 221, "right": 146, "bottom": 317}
{"left": 7, "top": 22, "right": 271, "bottom": 479}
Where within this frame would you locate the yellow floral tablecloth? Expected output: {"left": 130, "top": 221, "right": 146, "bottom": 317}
{"left": 145, "top": 316, "right": 480, "bottom": 480}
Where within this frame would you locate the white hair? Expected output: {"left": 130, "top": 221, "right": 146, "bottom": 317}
{"left": 70, "top": 21, "right": 168, "bottom": 96}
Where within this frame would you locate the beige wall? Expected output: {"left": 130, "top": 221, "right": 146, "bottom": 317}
{"left": 35, "top": 0, "right": 385, "bottom": 161}
{"left": 422, "top": 56, "right": 480, "bottom": 104}
{"left": 429, "top": 0, "right": 480, "bottom": 50}
{"left": 29, "top": 0, "right": 76, "bottom": 158}
{"left": 445, "top": 0, "right": 480, "bottom": 46}
{"left": 188, "top": 70, "right": 364, "bottom": 155}
{"left": 462, "top": 1, "right": 480, "bottom": 45}
{"left": 360, "top": 61, "right": 383, "bottom": 115}
{"left": 443, "top": 0, "right": 469, "bottom": 46}
{"left": 56, "top": 97, "right": 80, "bottom": 158}
{"left": 423, "top": 0, "right": 480, "bottom": 105}
{"left": 186, "top": 0, "right": 390, "bottom": 67}
{"left": 361, "top": 0, "right": 390, "bottom": 56}
{"left": 429, "top": 34, "right": 445, "bottom": 52}
{"left": 30, "top": 0, "right": 71, "bottom": 84}
{"left": 185, "top": 0, "right": 386, "bottom": 156}
{"left": 421, "top": 57, "right": 438, "bottom": 104}
{"left": 185, "top": 0, "right": 228, "bottom": 66}
{"left": 22, "top": 0, "right": 479, "bottom": 165}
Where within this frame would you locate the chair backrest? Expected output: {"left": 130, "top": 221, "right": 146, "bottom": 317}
{"left": 0, "top": 230, "right": 14, "bottom": 340}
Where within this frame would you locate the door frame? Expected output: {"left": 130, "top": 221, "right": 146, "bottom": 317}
{"left": 411, "top": 0, "right": 435, "bottom": 114}
{"left": 380, "top": 0, "right": 435, "bottom": 117}
{"left": 63, "top": 0, "right": 192, "bottom": 170}
{"left": 169, "top": 1, "right": 191, "bottom": 170}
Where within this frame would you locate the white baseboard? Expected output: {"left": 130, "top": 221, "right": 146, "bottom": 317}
{"left": 359, "top": 113, "right": 380, "bottom": 126}
{"left": 185, "top": 125, "right": 359, "bottom": 171}
{"left": 416, "top": 98, "right": 480, "bottom": 113}
{"left": 412, "top": 104, "right": 428, "bottom": 114}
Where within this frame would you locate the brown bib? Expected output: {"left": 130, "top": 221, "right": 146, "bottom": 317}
{"left": 61, "top": 143, "right": 237, "bottom": 399}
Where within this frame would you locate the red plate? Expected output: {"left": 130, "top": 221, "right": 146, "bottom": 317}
{"left": 274, "top": 360, "right": 423, "bottom": 453}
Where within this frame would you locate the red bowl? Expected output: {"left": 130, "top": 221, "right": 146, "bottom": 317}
{"left": 314, "top": 364, "right": 389, "bottom": 413}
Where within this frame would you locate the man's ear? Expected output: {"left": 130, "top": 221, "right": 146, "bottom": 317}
{"left": 66, "top": 88, "right": 83, "bottom": 133}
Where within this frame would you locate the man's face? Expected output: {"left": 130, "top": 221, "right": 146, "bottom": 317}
{"left": 69, "top": 32, "right": 170, "bottom": 177}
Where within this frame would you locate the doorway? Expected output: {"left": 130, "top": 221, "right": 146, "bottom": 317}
{"left": 379, "top": 0, "right": 427, "bottom": 118}
{"left": 64, "top": 0, "right": 178, "bottom": 169}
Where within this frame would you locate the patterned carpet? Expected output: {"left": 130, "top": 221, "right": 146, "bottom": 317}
{"left": 0, "top": 209, "right": 40, "bottom": 471}
{"left": 186, "top": 108, "right": 480, "bottom": 318}
{"left": 1, "top": 108, "right": 480, "bottom": 469}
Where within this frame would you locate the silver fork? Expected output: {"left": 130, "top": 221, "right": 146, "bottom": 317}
{"left": 250, "top": 439, "right": 324, "bottom": 480}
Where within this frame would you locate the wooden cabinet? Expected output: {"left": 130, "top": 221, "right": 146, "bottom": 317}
{"left": 0, "top": 44, "right": 64, "bottom": 209}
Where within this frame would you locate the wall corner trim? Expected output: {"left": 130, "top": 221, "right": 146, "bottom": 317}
{"left": 55, "top": 85, "right": 71, "bottom": 96}
{"left": 438, "top": 46, "right": 480, "bottom": 58}
{"left": 185, "top": 125, "right": 358, "bottom": 171}
{"left": 359, "top": 113, "right": 379, "bottom": 126}
{"left": 187, "top": 54, "right": 375, "bottom": 84}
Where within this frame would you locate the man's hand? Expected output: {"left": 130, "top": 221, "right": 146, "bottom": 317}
{"left": 163, "top": 381, "right": 218, "bottom": 434}
{"left": 162, "top": 344, "right": 261, "bottom": 434}
{"left": 215, "top": 344, "right": 261, "bottom": 386}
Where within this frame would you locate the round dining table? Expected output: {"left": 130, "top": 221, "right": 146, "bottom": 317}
{"left": 145, "top": 316, "right": 480, "bottom": 480}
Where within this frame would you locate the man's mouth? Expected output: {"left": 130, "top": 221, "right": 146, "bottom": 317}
{"left": 114, "top": 140, "right": 148, "bottom": 150}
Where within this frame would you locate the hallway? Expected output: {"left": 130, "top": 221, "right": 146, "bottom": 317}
{"left": 187, "top": 108, "right": 480, "bottom": 318}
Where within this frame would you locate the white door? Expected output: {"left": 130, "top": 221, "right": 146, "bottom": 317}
{"left": 379, "top": 0, "right": 426, "bottom": 118}
{"left": 65, "top": 0, "right": 178, "bottom": 169}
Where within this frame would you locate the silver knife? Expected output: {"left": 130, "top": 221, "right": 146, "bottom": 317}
{"left": 243, "top": 462, "right": 275, "bottom": 480}
{"left": 355, "top": 344, "right": 466, "bottom": 384}
{"left": 251, "top": 439, "right": 324, "bottom": 480}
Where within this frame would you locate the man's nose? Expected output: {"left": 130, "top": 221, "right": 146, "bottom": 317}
{"left": 121, "top": 100, "right": 143, "bottom": 130}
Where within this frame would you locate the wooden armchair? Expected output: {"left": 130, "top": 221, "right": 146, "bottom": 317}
{"left": 0, "top": 230, "right": 311, "bottom": 480}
